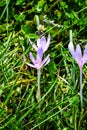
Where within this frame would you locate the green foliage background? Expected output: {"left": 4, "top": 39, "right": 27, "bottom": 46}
{"left": 0, "top": 0, "right": 87, "bottom": 130}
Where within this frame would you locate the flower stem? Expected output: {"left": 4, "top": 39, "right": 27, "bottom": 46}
{"left": 37, "top": 69, "right": 41, "bottom": 129}
{"left": 37, "top": 69, "right": 41, "bottom": 101}
{"left": 80, "top": 68, "right": 83, "bottom": 110}
{"left": 70, "top": 30, "right": 73, "bottom": 42}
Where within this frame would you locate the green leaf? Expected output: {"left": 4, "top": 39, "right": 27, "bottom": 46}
{"left": 14, "top": 14, "right": 25, "bottom": 22}
{"left": 0, "top": 0, "right": 6, "bottom": 6}
{"left": 21, "top": 25, "right": 31, "bottom": 34}
{"left": 69, "top": 95, "right": 79, "bottom": 107}
{"left": 63, "top": 128, "right": 71, "bottom": 130}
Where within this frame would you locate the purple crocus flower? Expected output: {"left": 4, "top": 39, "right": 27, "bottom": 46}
{"left": 26, "top": 35, "right": 50, "bottom": 70}
{"left": 25, "top": 48, "right": 50, "bottom": 70}
{"left": 68, "top": 41, "right": 87, "bottom": 109}
{"left": 26, "top": 35, "right": 50, "bottom": 101}
{"left": 68, "top": 41, "right": 87, "bottom": 69}
{"left": 28, "top": 35, "right": 50, "bottom": 53}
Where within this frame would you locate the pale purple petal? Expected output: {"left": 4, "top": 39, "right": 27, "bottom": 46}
{"left": 28, "top": 37, "right": 38, "bottom": 51}
{"left": 76, "top": 44, "right": 82, "bottom": 59}
{"left": 25, "top": 62, "right": 36, "bottom": 68}
{"left": 68, "top": 42, "right": 81, "bottom": 67}
{"left": 83, "top": 44, "right": 87, "bottom": 58}
{"left": 37, "top": 36, "right": 46, "bottom": 51}
{"left": 44, "top": 57, "right": 50, "bottom": 66}
{"left": 43, "top": 35, "right": 50, "bottom": 52}
{"left": 41, "top": 54, "right": 50, "bottom": 67}
{"left": 34, "top": 63, "right": 42, "bottom": 70}
{"left": 37, "top": 39, "right": 41, "bottom": 48}
{"left": 74, "top": 44, "right": 82, "bottom": 66}
{"left": 68, "top": 42, "right": 76, "bottom": 59}
{"left": 82, "top": 44, "right": 87, "bottom": 65}
{"left": 29, "top": 52, "right": 36, "bottom": 64}
{"left": 84, "top": 44, "right": 87, "bottom": 54}
{"left": 36, "top": 48, "right": 43, "bottom": 62}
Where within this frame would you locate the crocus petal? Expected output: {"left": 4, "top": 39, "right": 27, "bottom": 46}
{"left": 82, "top": 44, "right": 87, "bottom": 65}
{"left": 37, "top": 36, "right": 46, "bottom": 51}
{"left": 36, "top": 48, "right": 43, "bottom": 62}
{"left": 84, "top": 44, "right": 87, "bottom": 56}
{"left": 37, "top": 38, "right": 41, "bottom": 48}
{"left": 74, "top": 44, "right": 82, "bottom": 67}
{"left": 25, "top": 62, "right": 36, "bottom": 68}
{"left": 68, "top": 42, "right": 82, "bottom": 68}
{"left": 44, "top": 57, "right": 50, "bottom": 66}
{"left": 68, "top": 42, "right": 76, "bottom": 59}
{"left": 34, "top": 63, "right": 42, "bottom": 70}
{"left": 41, "top": 54, "right": 50, "bottom": 67}
{"left": 44, "top": 35, "right": 50, "bottom": 52}
{"left": 29, "top": 52, "right": 36, "bottom": 64}
{"left": 28, "top": 37, "right": 38, "bottom": 51}
{"left": 76, "top": 44, "right": 82, "bottom": 59}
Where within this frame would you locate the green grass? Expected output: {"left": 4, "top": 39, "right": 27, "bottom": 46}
{"left": 0, "top": 0, "right": 87, "bottom": 130}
